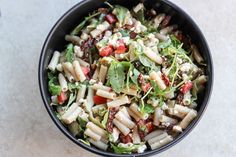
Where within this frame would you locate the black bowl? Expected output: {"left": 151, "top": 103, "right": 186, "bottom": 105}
{"left": 38, "top": 0, "right": 213, "bottom": 156}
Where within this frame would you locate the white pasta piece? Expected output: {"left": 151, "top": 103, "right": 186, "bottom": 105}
{"left": 133, "top": 3, "right": 144, "bottom": 13}
{"left": 113, "top": 118, "right": 130, "bottom": 136}
{"left": 58, "top": 73, "right": 68, "bottom": 92}
{"left": 107, "top": 96, "right": 130, "bottom": 108}
{"left": 143, "top": 47, "right": 163, "bottom": 64}
{"left": 92, "top": 83, "right": 111, "bottom": 91}
{"left": 160, "top": 25, "right": 177, "bottom": 35}
{"left": 183, "top": 91, "right": 191, "bottom": 106}
{"left": 150, "top": 135, "right": 173, "bottom": 150}
{"left": 77, "top": 58, "right": 90, "bottom": 68}
{"left": 149, "top": 71, "right": 166, "bottom": 90}
{"left": 121, "top": 88, "right": 139, "bottom": 97}
{"left": 62, "top": 62, "right": 77, "bottom": 80}
{"left": 154, "top": 13, "right": 165, "bottom": 28}
{"left": 174, "top": 104, "right": 191, "bottom": 115}
{"left": 132, "top": 126, "right": 141, "bottom": 144}
{"left": 90, "top": 21, "right": 110, "bottom": 38}
{"left": 88, "top": 138, "right": 108, "bottom": 150}
{"left": 179, "top": 110, "right": 197, "bottom": 129}
{"left": 96, "top": 89, "right": 116, "bottom": 100}
{"left": 148, "top": 132, "right": 168, "bottom": 145}
{"left": 153, "top": 107, "right": 163, "bottom": 126}
{"left": 48, "top": 51, "right": 60, "bottom": 71}
{"left": 61, "top": 103, "right": 78, "bottom": 120}
{"left": 167, "top": 108, "right": 185, "bottom": 119}
{"left": 115, "top": 111, "right": 135, "bottom": 129}
{"left": 56, "top": 63, "right": 63, "bottom": 72}
{"left": 159, "top": 115, "right": 178, "bottom": 125}
{"left": 86, "top": 122, "right": 107, "bottom": 138}
{"left": 129, "top": 103, "right": 149, "bottom": 120}
{"left": 180, "top": 63, "right": 192, "bottom": 73}
{"left": 65, "top": 35, "right": 81, "bottom": 45}
{"left": 144, "top": 130, "right": 164, "bottom": 141}
{"left": 98, "top": 65, "right": 108, "bottom": 83}
{"left": 74, "top": 45, "right": 84, "bottom": 57}
{"left": 84, "top": 128, "right": 101, "bottom": 141}
{"left": 80, "top": 32, "right": 89, "bottom": 40}
{"left": 110, "top": 127, "right": 120, "bottom": 143}
{"left": 155, "top": 33, "right": 169, "bottom": 41}
{"left": 191, "top": 44, "right": 204, "bottom": 63}
{"left": 62, "top": 105, "right": 83, "bottom": 124}
{"left": 127, "top": 108, "right": 140, "bottom": 122}
{"left": 172, "top": 125, "right": 182, "bottom": 133}
{"left": 72, "top": 60, "right": 86, "bottom": 82}
{"left": 76, "top": 84, "right": 87, "bottom": 103}
{"left": 85, "top": 86, "right": 94, "bottom": 112}
{"left": 120, "top": 107, "right": 131, "bottom": 119}
{"left": 133, "top": 21, "right": 147, "bottom": 33}
{"left": 92, "top": 67, "right": 99, "bottom": 80}
{"left": 64, "top": 69, "right": 75, "bottom": 82}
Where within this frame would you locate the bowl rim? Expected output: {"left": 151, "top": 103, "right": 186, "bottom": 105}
{"left": 38, "top": 0, "right": 214, "bottom": 156}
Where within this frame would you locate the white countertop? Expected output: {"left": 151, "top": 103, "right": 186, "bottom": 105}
{"left": 0, "top": 0, "right": 235, "bottom": 156}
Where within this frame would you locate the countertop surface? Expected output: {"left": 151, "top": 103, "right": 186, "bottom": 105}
{"left": 0, "top": 0, "right": 235, "bottom": 157}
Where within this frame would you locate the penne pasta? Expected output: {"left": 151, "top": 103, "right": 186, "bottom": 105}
{"left": 130, "top": 103, "right": 148, "bottom": 120}
{"left": 88, "top": 138, "right": 108, "bottom": 150}
{"left": 92, "top": 83, "right": 111, "bottom": 91}
{"left": 85, "top": 86, "right": 94, "bottom": 112}
{"left": 159, "top": 115, "right": 178, "bottom": 125}
{"left": 127, "top": 108, "right": 141, "bottom": 122}
{"left": 98, "top": 65, "right": 108, "bottom": 83}
{"left": 58, "top": 73, "right": 68, "bottom": 92}
{"left": 48, "top": 51, "right": 60, "bottom": 71}
{"left": 149, "top": 71, "right": 166, "bottom": 90}
{"left": 115, "top": 111, "right": 135, "bottom": 129}
{"left": 145, "top": 130, "right": 164, "bottom": 141}
{"left": 77, "top": 58, "right": 90, "bottom": 68}
{"left": 96, "top": 89, "right": 116, "bottom": 99}
{"left": 153, "top": 107, "right": 163, "bottom": 126}
{"left": 84, "top": 128, "right": 101, "bottom": 141}
{"left": 113, "top": 118, "right": 130, "bottom": 136}
{"left": 132, "top": 126, "right": 141, "bottom": 144}
{"left": 86, "top": 122, "right": 107, "bottom": 138}
{"left": 150, "top": 135, "right": 173, "bottom": 150}
{"left": 76, "top": 84, "right": 87, "bottom": 103}
{"left": 107, "top": 96, "right": 130, "bottom": 108}
{"left": 179, "top": 110, "right": 197, "bottom": 129}
{"left": 72, "top": 60, "right": 86, "bottom": 82}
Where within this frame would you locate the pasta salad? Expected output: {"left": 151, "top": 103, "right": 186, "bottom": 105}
{"left": 47, "top": 2, "right": 207, "bottom": 154}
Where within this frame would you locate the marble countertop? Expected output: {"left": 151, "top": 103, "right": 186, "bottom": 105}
{"left": 0, "top": 0, "right": 235, "bottom": 156}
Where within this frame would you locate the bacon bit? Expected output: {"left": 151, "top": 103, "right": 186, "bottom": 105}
{"left": 175, "top": 32, "right": 184, "bottom": 41}
{"left": 81, "top": 37, "right": 94, "bottom": 62}
{"left": 130, "top": 31, "right": 137, "bottom": 39}
{"left": 120, "top": 134, "right": 133, "bottom": 144}
{"left": 106, "top": 107, "right": 119, "bottom": 133}
{"left": 105, "top": 14, "right": 117, "bottom": 24}
{"left": 145, "top": 121, "right": 155, "bottom": 133}
{"left": 161, "top": 15, "right": 171, "bottom": 28}
{"left": 161, "top": 73, "right": 170, "bottom": 86}
{"left": 180, "top": 81, "right": 193, "bottom": 94}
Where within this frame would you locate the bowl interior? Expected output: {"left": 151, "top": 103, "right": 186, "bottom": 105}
{"left": 39, "top": 0, "right": 213, "bottom": 156}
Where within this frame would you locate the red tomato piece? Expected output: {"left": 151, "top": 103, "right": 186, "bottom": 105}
{"left": 93, "top": 95, "right": 107, "bottom": 105}
{"left": 120, "top": 134, "right": 133, "bottom": 144}
{"left": 114, "top": 40, "right": 127, "bottom": 54}
{"left": 180, "top": 81, "right": 193, "bottom": 94}
{"left": 81, "top": 66, "right": 90, "bottom": 76}
{"left": 105, "top": 14, "right": 117, "bottom": 24}
{"left": 57, "top": 92, "right": 67, "bottom": 105}
{"left": 99, "top": 46, "right": 113, "bottom": 57}
{"left": 145, "top": 122, "right": 155, "bottom": 133}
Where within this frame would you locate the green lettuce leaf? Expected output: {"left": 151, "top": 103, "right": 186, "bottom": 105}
{"left": 65, "top": 44, "right": 74, "bottom": 63}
